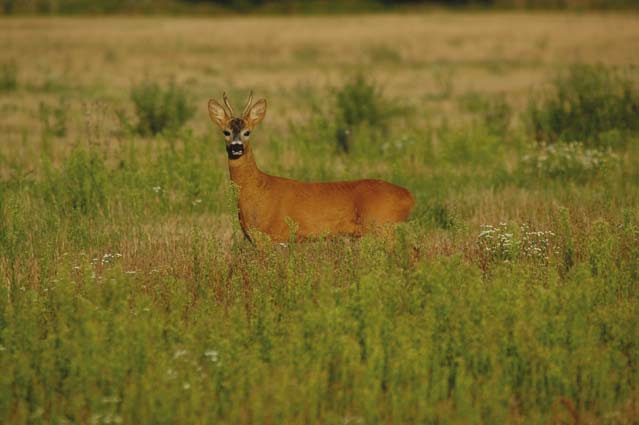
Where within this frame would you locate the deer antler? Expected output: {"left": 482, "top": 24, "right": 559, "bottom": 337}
{"left": 222, "top": 92, "right": 234, "bottom": 116}
{"left": 242, "top": 91, "right": 254, "bottom": 117}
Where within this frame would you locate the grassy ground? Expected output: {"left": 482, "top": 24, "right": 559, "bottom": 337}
{"left": 1, "top": 13, "right": 638, "bottom": 424}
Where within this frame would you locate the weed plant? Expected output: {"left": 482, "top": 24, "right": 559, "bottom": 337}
{"left": 521, "top": 141, "right": 618, "bottom": 181}
{"left": 330, "top": 74, "right": 405, "bottom": 154}
{"left": 0, "top": 62, "right": 18, "bottom": 92}
{"left": 120, "top": 79, "right": 195, "bottom": 136}
{"left": 528, "top": 65, "right": 639, "bottom": 146}
{"left": 335, "top": 74, "right": 388, "bottom": 131}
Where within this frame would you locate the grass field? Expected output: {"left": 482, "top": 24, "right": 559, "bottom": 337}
{"left": 1, "top": 13, "right": 639, "bottom": 424}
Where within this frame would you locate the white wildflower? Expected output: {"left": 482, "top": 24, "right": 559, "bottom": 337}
{"left": 204, "top": 349, "right": 219, "bottom": 362}
{"left": 173, "top": 349, "right": 188, "bottom": 359}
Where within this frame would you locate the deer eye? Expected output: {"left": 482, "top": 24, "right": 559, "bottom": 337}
{"left": 243, "top": 130, "right": 250, "bottom": 137}
{"left": 223, "top": 130, "right": 231, "bottom": 137}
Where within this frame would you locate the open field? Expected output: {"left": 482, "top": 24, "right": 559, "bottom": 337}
{"left": 1, "top": 13, "right": 639, "bottom": 424}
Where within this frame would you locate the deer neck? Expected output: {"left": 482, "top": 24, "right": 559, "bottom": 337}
{"left": 228, "top": 146, "right": 265, "bottom": 191}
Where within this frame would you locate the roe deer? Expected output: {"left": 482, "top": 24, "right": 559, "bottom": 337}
{"left": 208, "top": 92, "right": 415, "bottom": 242}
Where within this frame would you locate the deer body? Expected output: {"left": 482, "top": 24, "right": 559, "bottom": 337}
{"left": 209, "top": 93, "right": 414, "bottom": 242}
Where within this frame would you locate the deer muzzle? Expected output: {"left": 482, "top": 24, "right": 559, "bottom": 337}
{"left": 227, "top": 140, "right": 245, "bottom": 159}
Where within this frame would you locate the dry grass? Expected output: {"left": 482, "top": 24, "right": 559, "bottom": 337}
{"left": 1, "top": 13, "right": 638, "bottom": 153}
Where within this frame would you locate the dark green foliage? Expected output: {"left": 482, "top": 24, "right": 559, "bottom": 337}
{"left": 126, "top": 79, "right": 195, "bottom": 136}
{"left": 0, "top": 62, "right": 18, "bottom": 92}
{"left": 5, "top": 0, "right": 173, "bottom": 14}
{"left": 335, "top": 74, "right": 388, "bottom": 130}
{"left": 528, "top": 65, "right": 639, "bottom": 147}
{"left": 4, "top": 0, "right": 637, "bottom": 14}
{"left": 289, "top": 75, "right": 406, "bottom": 156}
{"left": 332, "top": 74, "right": 404, "bottom": 153}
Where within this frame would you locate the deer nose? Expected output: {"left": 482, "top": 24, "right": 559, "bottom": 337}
{"left": 229, "top": 140, "right": 244, "bottom": 154}
{"left": 227, "top": 141, "right": 244, "bottom": 159}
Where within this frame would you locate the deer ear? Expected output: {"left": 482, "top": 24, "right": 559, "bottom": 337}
{"left": 245, "top": 99, "right": 266, "bottom": 127}
{"left": 208, "top": 99, "right": 229, "bottom": 128}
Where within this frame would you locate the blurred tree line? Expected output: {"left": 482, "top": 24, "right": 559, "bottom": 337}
{"left": 3, "top": 0, "right": 638, "bottom": 14}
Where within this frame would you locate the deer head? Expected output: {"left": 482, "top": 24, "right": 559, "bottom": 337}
{"left": 208, "top": 91, "right": 267, "bottom": 160}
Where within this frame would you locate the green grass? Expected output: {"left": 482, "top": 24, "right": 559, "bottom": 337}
{"left": 118, "top": 79, "right": 195, "bottom": 137}
{"left": 1, "top": 66, "right": 639, "bottom": 424}
{"left": 0, "top": 62, "right": 18, "bottom": 93}
{"left": 528, "top": 65, "right": 639, "bottom": 147}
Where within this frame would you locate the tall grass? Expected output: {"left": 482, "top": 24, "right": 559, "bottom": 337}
{"left": 528, "top": 65, "right": 639, "bottom": 147}
{"left": 294, "top": 74, "right": 406, "bottom": 155}
{"left": 1, "top": 221, "right": 637, "bottom": 424}
{"left": 119, "top": 79, "right": 195, "bottom": 137}
{"left": 1, "top": 23, "right": 638, "bottom": 424}
{"left": 0, "top": 62, "right": 18, "bottom": 92}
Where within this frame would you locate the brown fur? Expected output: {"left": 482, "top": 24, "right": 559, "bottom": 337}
{"left": 208, "top": 94, "right": 415, "bottom": 242}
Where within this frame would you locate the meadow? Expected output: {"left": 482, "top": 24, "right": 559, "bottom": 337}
{"left": 1, "top": 13, "right": 639, "bottom": 424}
